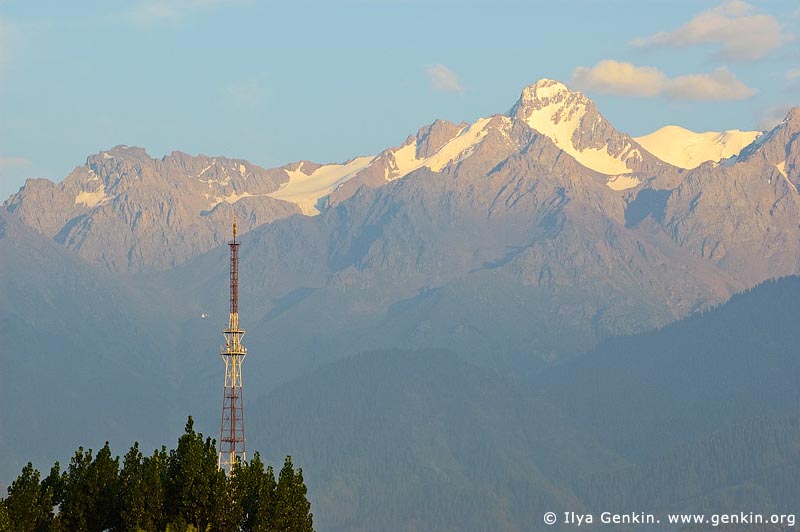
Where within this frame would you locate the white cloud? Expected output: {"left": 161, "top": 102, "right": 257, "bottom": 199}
{"left": 127, "top": 0, "right": 247, "bottom": 24}
{"left": 632, "top": 1, "right": 790, "bottom": 61}
{"left": 572, "top": 60, "right": 666, "bottom": 97}
{"left": 663, "top": 67, "right": 756, "bottom": 100}
{"left": 425, "top": 64, "right": 464, "bottom": 94}
{"left": 0, "top": 156, "right": 30, "bottom": 169}
{"left": 572, "top": 60, "right": 756, "bottom": 101}
{"left": 787, "top": 69, "right": 800, "bottom": 80}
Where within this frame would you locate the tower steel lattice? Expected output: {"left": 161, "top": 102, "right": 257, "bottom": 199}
{"left": 219, "top": 217, "right": 247, "bottom": 472}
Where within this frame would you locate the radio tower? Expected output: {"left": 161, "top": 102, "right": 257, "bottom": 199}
{"left": 219, "top": 215, "right": 247, "bottom": 472}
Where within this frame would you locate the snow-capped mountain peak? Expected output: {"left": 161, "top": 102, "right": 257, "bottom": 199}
{"left": 509, "top": 79, "right": 642, "bottom": 180}
{"left": 513, "top": 79, "right": 586, "bottom": 110}
{"left": 634, "top": 126, "right": 762, "bottom": 169}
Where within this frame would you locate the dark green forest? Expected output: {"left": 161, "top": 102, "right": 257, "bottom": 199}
{"left": 0, "top": 417, "right": 313, "bottom": 532}
{"left": 247, "top": 278, "right": 800, "bottom": 531}
{"left": 4, "top": 278, "right": 800, "bottom": 532}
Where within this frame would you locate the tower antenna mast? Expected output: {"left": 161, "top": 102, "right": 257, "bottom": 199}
{"left": 219, "top": 212, "right": 247, "bottom": 472}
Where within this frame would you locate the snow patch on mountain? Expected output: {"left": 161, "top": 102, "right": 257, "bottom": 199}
{"left": 75, "top": 185, "right": 108, "bottom": 207}
{"left": 635, "top": 126, "right": 761, "bottom": 169}
{"left": 268, "top": 157, "right": 375, "bottom": 215}
{"left": 773, "top": 161, "right": 796, "bottom": 192}
{"left": 776, "top": 160, "right": 787, "bottom": 178}
{"left": 198, "top": 163, "right": 214, "bottom": 177}
{"left": 387, "top": 117, "right": 496, "bottom": 178}
{"left": 269, "top": 117, "right": 499, "bottom": 215}
{"left": 212, "top": 191, "right": 254, "bottom": 205}
{"left": 606, "top": 175, "right": 641, "bottom": 191}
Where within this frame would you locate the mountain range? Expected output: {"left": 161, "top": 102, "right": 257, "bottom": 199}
{"left": 1, "top": 78, "right": 799, "bottom": 531}
{"left": 4, "top": 79, "right": 770, "bottom": 274}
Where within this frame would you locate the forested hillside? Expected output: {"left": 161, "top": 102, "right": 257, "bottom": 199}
{"left": 244, "top": 277, "right": 800, "bottom": 531}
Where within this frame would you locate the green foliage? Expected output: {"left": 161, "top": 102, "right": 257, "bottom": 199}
{"left": 57, "top": 447, "right": 92, "bottom": 531}
{"left": 89, "top": 442, "right": 122, "bottom": 532}
{"left": 232, "top": 453, "right": 277, "bottom": 532}
{"left": 0, "top": 417, "right": 313, "bottom": 532}
{"left": 274, "top": 456, "right": 313, "bottom": 532}
{"left": 0, "top": 500, "right": 9, "bottom": 532}
{"left": 120, "top": 442, "right": 170, "bottom": 532}
{"left": 167, "top": 416, "right": 228, "bottom": 531}
{"left": 53, "top": 444, "right": 122, "bottom": 532}
{"left": 2, "top": 462, "right": 52, "bottom": 532}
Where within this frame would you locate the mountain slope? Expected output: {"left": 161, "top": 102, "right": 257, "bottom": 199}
{"left": 157, "top": 111, "right": 739, "bottom": 396}
{"left": 0, "top": 210, "right": 187, "bottom": 480}
{"left": 537, "top": 276, "right": 800, "bottom": 462}
{"left": 660, "top": 108, "right": 800, "bottom": 285}
{"left": 247, "top": 349, "right": 621, "bottom": 532}
{"left": 244, "top": 277, "right": 800, "bottom": 532}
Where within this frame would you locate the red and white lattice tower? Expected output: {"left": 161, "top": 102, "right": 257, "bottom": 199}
{"left": 219, "top": 217, "right": 247, "bottom": 472}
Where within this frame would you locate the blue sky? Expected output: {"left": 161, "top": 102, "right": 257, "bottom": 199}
{"left": 0, "top": 0, "right": 798, "bottom": 200}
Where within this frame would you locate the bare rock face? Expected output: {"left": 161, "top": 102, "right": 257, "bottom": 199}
{"left": 4, "top": 146, "right": 300, "bottom": 271}
{"left": 661, "top": 107, "right": 800, "bottom": 285}
{"left": 736, "top": 107, "right": 800, "bottom": 186}
{"left": 415, "top": 119, "right": 467, "bottom": 158}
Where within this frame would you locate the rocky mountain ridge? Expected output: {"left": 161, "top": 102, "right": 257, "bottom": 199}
{"left": 3, "top": 80, "right": 800, "bottom": 366}
{"left": 3, "top": 146, "right": 300, "bottom": 271}
{"left": 3, "top": 78, "right": 767, "bottom": 272}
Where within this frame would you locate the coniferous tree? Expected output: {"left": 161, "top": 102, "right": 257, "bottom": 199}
{"left": 233, "top": 453, "right": 276, "bottom": 532}
{"left": 231, "top": 458, "right": 254, "bottom": 531}
{"left": 167, "top": 416, "right": 221, "bottom": 531}
{"left": 41, "top": 463, "right": 63, "bottom": 509}
{"left": 144, "top": 445, "right": 170, "bottom": 530}
{"left": 252, "top": 464, "right": 278, "bottom": 532}
{"left": 273, "top": 456, "right": 314, "bottom": 532}
{"left": 41, "top": 463, "right": 64, "bottom": 532}
{"left": 0, "top": 499, "right": 10, "bottom": 532}
{"left": 87, "top": 442, "right": 121, "bottom": 532}
{"left": 209, "top": 468, "right": 239, "bottom": 532}
{"left": 1, "top": 417, "right": 315, "bottom": 532}
{"left": 120, "top": 442, "right": 148, "bottom": 531}
{"left": 3, "top": 462, "right": 53, "bottom": 532}
{"left": 58, "top": 447, "right": 93, "bottom": 531}
{"left": 58, "top": 444, "right": 120, "bottom": 532}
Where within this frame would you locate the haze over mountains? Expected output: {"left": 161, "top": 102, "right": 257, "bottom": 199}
{"left": 2, "top": 78, "right": 799, "bottom": 531}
